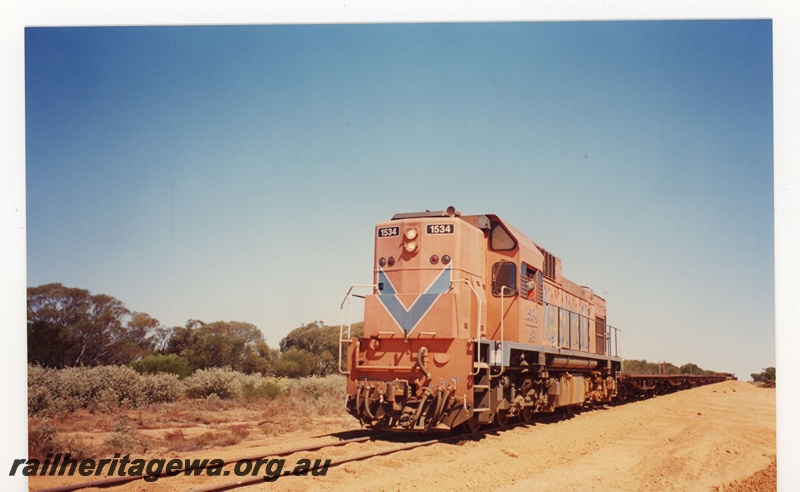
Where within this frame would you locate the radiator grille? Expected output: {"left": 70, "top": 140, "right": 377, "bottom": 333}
{"left": 595, "top": 316, "right": 606, "bottom": 355}
{"left": 537, "top": 246, "right": 557, "bottom": 280}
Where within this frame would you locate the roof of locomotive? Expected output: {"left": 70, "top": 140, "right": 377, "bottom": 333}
{"left": 387, "top": 208, "right": 605, "bottom": 303}
{"left": 387, "top": 208, "right": 547, "bottom": 266}
{"left": 391, "top": 210, "right": 454, "bottom": 220}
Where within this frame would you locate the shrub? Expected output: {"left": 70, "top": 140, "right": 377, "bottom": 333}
{"left": 55, "top": 365, "right": 147, "bottom": 409}
{"left": 282, "top": 374, "right": 346, "bottom": 414}
{"left": 241, "top": 379, "right": 282, "bottom": 401}
{"left": 29, "top": 418, "right": 94, "bottom": 460}
{"left": 141, "top": 373, "right": 185, "bottom": 403}
{"left": 92, "top": 365, "right": 148, "bottom": 407}
{"left": 103, "top": 416, "right": 150, "bottom": 454}
{"left": 27, "top": 364, "right": 346, "bottom": 417}
{"left": 283, "top": 374, "right": 343, "bottom": 399}
{"left": 130, "top": 354, "right": 193, "bottom": 378}
{"left": 184, "top": 367, "right": 240, "bottom": 399}
{"left": 28, "top": 365, "right": 57, "bottom": 415}
{"left": 28, "top": 419, "right": 60, "bottom": 458}
{"left": 27, "top": 364, "right": 185, "bottom": 416}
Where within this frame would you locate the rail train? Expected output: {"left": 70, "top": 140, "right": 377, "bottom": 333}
{"left": 339, "top": 207, "right": 729, "bottom": 432}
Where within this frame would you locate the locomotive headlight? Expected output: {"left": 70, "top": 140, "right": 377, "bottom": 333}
{"left": 404, "top": 241, "right": 418, "bottom": 253}
{"left": 405, "top": 228, "right": 419, "bottom": 240}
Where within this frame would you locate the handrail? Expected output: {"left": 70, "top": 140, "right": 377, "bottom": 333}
{"left": 607, "top": 325, "right": 622, "bottom": 358}
{"left": 450, "top": 278, "right": 483, "bottom": 376}
{"left": 355, "top": 363, "right": 420, "bottom": 371}
{"left": 490, "top": 286, "right": 513, "bottom": 379}
{"left": 338, "top": 284, "right": 377, "bottom": 375}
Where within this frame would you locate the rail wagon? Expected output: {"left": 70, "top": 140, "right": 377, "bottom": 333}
{"left": 339, "top": 207, "right": 624, "bottom": 432}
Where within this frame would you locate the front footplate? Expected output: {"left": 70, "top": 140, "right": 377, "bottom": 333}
{"left": 347, "top": 379, "right": 469, "bottom": 431}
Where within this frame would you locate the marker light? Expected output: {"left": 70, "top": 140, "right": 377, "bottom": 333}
{"left": 404, "top": 241, "right": 417, "bottom": 253}
{"left": 379, "top": 257, "right": 386, "bottom": 267}
{"left": 430, "top": 255, "right": 439, "bottom": 264}
{"left": 441, "top": 255, "right": 451, "bottom": 265}
{"left": 387, "top": 256, "right": 396, "bottom": 266}
{"left": 405, "top": 228, "right": 419, "bottom": 240}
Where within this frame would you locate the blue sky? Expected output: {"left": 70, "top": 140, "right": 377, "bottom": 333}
{"left": 22, "top": 21, "right": 775, "bottom": 382}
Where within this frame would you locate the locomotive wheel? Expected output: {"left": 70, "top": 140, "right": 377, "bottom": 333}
{"left": 495, "top": 410, "right": 509, "bottom": 428}
{"left": 520, "top": 406, "right": 533, "bottom": 423}
{"left": 462, "top": 418, "right": 481, "bottom": 434}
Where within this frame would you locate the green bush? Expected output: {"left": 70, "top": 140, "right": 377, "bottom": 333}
{"left": 130, "top": 354, "right": 193, "bottom": 378}
{"left": 241, "top": 379, "right": 282, "bottom": 401}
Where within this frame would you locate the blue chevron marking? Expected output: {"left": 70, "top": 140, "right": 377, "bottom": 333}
{"left": 377, "top": 265, "right": 452, "bottom": 335}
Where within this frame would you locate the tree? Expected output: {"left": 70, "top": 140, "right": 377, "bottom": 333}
{"left": 272, "top": 348, "right": 318, "bottom": 378}
{"left": 277, "top": 321, "right": 364, "bottom": 376}
{"left": 623, "top": 359, "right": 717, "bottom": 376}
{"left": 622, "top": 359, "right": 656, "bottom": 374}
{"left": 280, "top": 321, "right": 336, "bottom": 354}
{"left": 241, "top": 339, "right": 278, "bottom": 374}
{"left": 680, "top": 363, "right": 702, "bottom": 375}
{"left": 119, "top": 312, "right": 161, "bottom": 363}
{"left": 161, "top": 320, "right": 274, "bottom": 374}
{"left": 750, "top": 367, "right": 776, "bottom": 383}
{"left": 27, "top": 283, "right": 155, "bottom": 367}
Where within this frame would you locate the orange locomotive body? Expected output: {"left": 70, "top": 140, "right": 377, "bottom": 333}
{"left": 339, "top": 207, "right": 622, "bottom": 431}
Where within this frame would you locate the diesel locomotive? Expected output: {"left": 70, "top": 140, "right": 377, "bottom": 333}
{"left": 339, "top": 207, "right": 626, "bottom": 432}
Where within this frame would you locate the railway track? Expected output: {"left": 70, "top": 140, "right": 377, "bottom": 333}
{"left": 187, "top": 412, "right": 574, "bottom": 492}
{"left": 34, "top": 376, "right": 729, "bottom": 492}
{"left": 36, "top": 429, "right": 383, "bottom": 492}
{"left": 35, "top": 412, "right": 572, "bottom": 492}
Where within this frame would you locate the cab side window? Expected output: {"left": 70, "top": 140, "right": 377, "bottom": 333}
{"left": 492, "top": 262, "right": 517, "bottom": 296}
{"left": 521, "top": 263, "right": 543, "bottom": 303}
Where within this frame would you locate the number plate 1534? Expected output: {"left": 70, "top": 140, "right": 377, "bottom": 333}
{"left": 426, "top": 224, "right": 454, "bottom": 234}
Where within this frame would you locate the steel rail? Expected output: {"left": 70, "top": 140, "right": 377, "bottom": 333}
{"left": 35, "top": 431, "right": 394, "bottom": 492}
{"left": 188, "top": 437, "right": 444, "bottom": 492}
{"left": 189, "top": 412, "right": 577, "bottom": 492}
